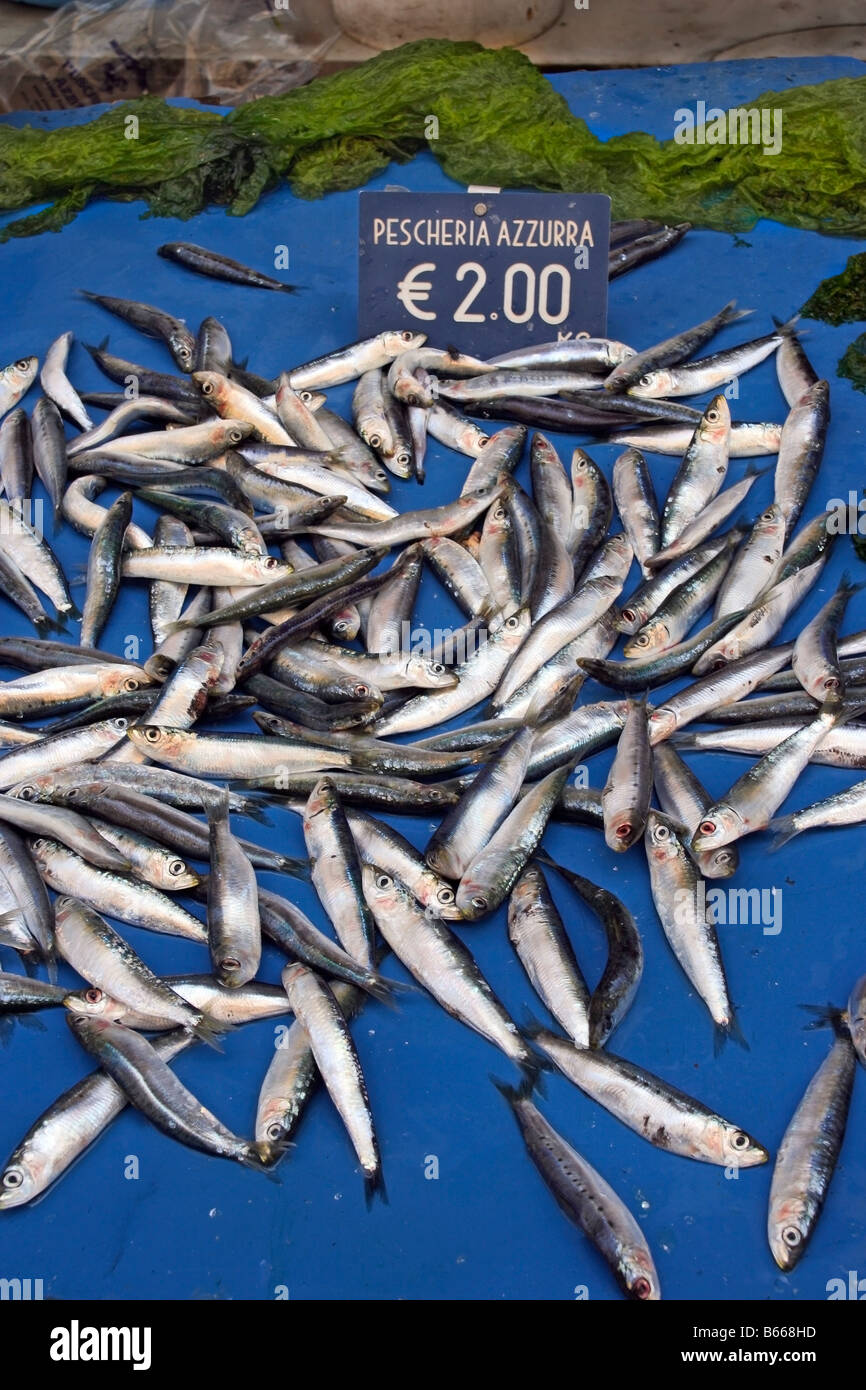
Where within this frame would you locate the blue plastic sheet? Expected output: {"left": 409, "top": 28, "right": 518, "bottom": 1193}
{"left": 0, "top": 58, "right": 864, "bottom": 1302}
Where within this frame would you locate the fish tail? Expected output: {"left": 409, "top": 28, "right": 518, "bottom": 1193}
{"left": 768, "top": 813, "right": 801, "bottom": 852}
{"left": 190, "top": 1015, "right": 230, "bottom": 1052}
{"left": 360, "top": 972, "right": 416, "bottom": 1007}
{"left": 771, "top": 313, "right": 802, "bottom": 337}
{"left": 240, "top": 1142, "right": 286, "bottom": 1182}
{"left": 277, "top": 855, "right": 311, "bottom": 881}
{"left": 714, "top": 1013, "right": 750, "bottom": 1056}
{"left": 722, "top": 301, "right": 753, "bottom": 324}
{"left": 490, "top": 1072, "right": 535, "bottom": 1106}
{"left": 799, "top": 1002, "right": 848, "bottom": 1036}
{"left": 364, "top": 1165, "right": 388, "bottom": 1209}
{"left": 236, "top": 795, "right": 272, "bottom": 826}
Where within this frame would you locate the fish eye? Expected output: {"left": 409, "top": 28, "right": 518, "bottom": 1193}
{"left": 396, "top": 451, "right": 411, "bottom": 468}
{"left": 633, "top": 634, "right": 650, "bottom": 647}
{"left": 300, "top": 391, "right": 314, "bottom": 403}
{"left": 505, "top": 615, "right": 520, "bottom": 630}
{"left": 85, "top": 988, "right": 103, "bottom": 1005}
{"left": 201, "top": 380, "right": 214, "bottom": 396}
{"left": 32, "top": 837, "right": 47, "bottom": 850}
{"left": 220, "top": 957, "right": 241, "bottom": 973}
{"left": 113, "top": 718, "right": 128, "bottom": 730}
{"left": 400, "top": 330, "right": 414, "bottom": 341}
{"left": 621, "top": 608, "right": 637, "bottom": 624}
{"left": 492, "top": 504, "right": 506, "bottom": 520}
{"left": 2, "top": 1168, "right": 24, "bottom": 1190}
{"left": 706, "top": 408, "right": 720, "bottom": 423}
{"left": 17, "top": 785, "right": 36, "bottom": 801}
{"left": 368, "top": 433, "right": 382, "bottom": 449}
{"left": 429, "top": 662, "right": 445, "bottom": 674}
{"left": 639, "top": 375, "right": 653, "bottom": 386}
{"left": 782, "top": 1225, "right": 802, "bottom": 1248}
{"left": 437, "top": 887, "right": 455, "bottom": 905}
{"left": 122, "top": 678, "right": 140, "bottom": 692}
{"left": 699, "top": 820, "right": 716, "bottom": 836}
{"left": 375, "top": 872, "right": 392, "bottom": 890}
{"left": 375, "top": 469, "right": 387, "bottom": 483}
{"left": 714, "top": 850, "right": 733, "bottom": 866}
{"left": 143, "top": 727, "right": 162, "bottom": 744}
{"left": 354, "top": 684, "right": 369, "bottom": 698}
{"left": 761, "top": 508, "right": 775, "bottom": 521}
{"left": 168, "top": 859, "right": 186, "bottom": 877}
{"left": 632, "top": 1277, "right": 652, "bottom": 1300}
{"left": 574, "top": 457, "right": 587, "bottom": 471}
{"left": 15, "top": 359, "right": 31, "bottom": 372}
{"left": 470, "top": 895, "right": 487, "bottom": 912}
{"left": 731, "top": 1130, "right": 750, "bottom": 1151}
{"left": 266, "top": 1122, "right": 284, "bottom": 1142}
{"left": 264, "top": 557, "right": 281, "bottom": 569}
{"left": 615, "top": 822, "right": 632, "bottom": 840}
{"left": 477, "top": 434, "right": 490, "bottom": 446}
{"left": 655, "top": 824, "right": 669, "bottom": 841}
{"left": 228, "top": 428, "right": 244, "bottom": 443}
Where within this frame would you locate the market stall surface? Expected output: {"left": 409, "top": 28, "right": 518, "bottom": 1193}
{"left": 0, "top": 58, "right": 864, "bottom": 1302}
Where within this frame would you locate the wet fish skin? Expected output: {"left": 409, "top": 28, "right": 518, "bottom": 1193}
{"left": 206, "top": 789, "right": 261, "bottom": 988}
{"left": 602, "top": 699, "right": 652, "bottom": 852}
{"left": 768, "top": 1023, "right": 856, "bottom": 1270}
{"left": 282, "top": 962, "right": 384, "bottom": 1201}
{"left": 158, "top": 241, "right": 297, "bottom": 292}
{"left": 508, "top": 864, "right": 591, "bottom": 1047}
{"left": 303, "top": 777, "right": 376, "bottom": 971}
{"left": 80, "top": 491, "right": 132, "bottom": 649}
{"left": 531, "top": 1025, "right": 768, "bottom": 1166}
{"left": 497, "top": 1086, "right": 661, "bottom": 1300}
{"left": 67, "top": 1013, "right": 270, "bottom": 1168}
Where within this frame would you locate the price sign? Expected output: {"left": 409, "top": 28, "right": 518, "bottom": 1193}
{"left": 358, "top": 191, "right": 610, "bottom": 357}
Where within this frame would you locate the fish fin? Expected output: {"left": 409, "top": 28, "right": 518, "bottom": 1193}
{"left": 190, "top": 1016, "right": 230, "bottom": 1052}
{"left": 768, "top": 814, "right": 801, "bottom": 852}
{"left": 278, "top": 284, "right": 299, "bottom": 295}
{"left": 235, "top": 795, "right": 272, "bottom": 826}
{"left": 357, "top": 972, "right": 418, "bottom": 1007}
{"left": 0, "top": 1016, "right": 11, "bottom": 1045}
{"left": 490, "top": 1072, "right": 535, "bottom": 1106}
{"left": 721, "top": 301, "right": 753, "bottom": 325}
{"left": 240, "top": 1143, "right": 286, "bottom": 1182}
{"left": 364, "top": 1166, "right": 388, "bottom": 1209}
{"left": 15, "top": 1014, "right": 46, "bottom": 1035}
{"left": 744, "top": 461, "right": 774, "bottom": 480}
{"left": 277, "top": 856, "right": 311, "bottom": 881}
{"left": 771, "top": 314, "right": 802, "bottom": 337}
{"left": 714, "top": 1013, "right": 749, "bottom": 1055}
{"left": 799, "top": 1002, "right": 848, "bottom": 1036}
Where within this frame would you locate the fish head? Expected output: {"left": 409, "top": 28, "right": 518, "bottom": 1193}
{"left": 215, "top": 419, "right": 254, "bottom": 450}
{"left": 646, "top": 707, "right": 676, "bottom": 745}
{"left": 621, "top": 1246, "right": 662, "bottom": 1301}
{"left": 303, "top": 777, "right": 336, "bottom": 822}
{"left": 628, "top": 368, "right": 672, "bottom": 399}
{"left": 716, "top": 1119, "right": 769, "bottom": 1170}
{"left": 381, "top": 330, "right": 426, "bottom": 356}
{"left": 64, "top": 985, "right": 125, "bottom": 1021}
{"left": 570, "top": 448, "right": 600, "bottom": 491}
{"left": 6, "top": 775, "right": 54, "bottom": 802}
{"left": 2, "top": 355, "right": 38, "bottom": 395}
{"left": 281, "top": 962, "right": 310, "bottom": 993}
{"left": 403, "top": 654, "right": 458, "bottom": 689}
{"left": 482, "top": 495, "right": 512, "bottom": 541}
{"left": 0, "top": 1148, "right": 43, "bottom": 1210}
{"left": 361, "top": 864, "right": 405, "bottom": 915}
{"left": 691, "top": 804, "right": 742, "bottom": 851}
{"left": 768, "top": 1196, "right": 809, "bottom": 1270}
{"left": 98, "top": 664, "right": 152, "bottom": 696}
{"left": 623, "top": 621, "right": 668, "bottom": 657}
{"left": 127, "top": 724, "right": 189, "bottom": 758}
{"left": 494, "top": 607, "right": 532, "bottom": 651}
{"left": 644, "top": 810, "right": 688, "bottom": 862}
{"left": 616, "top": 599, "right": 648, "bottom": 635}
{"left": 697, "top": 393, "right": 731, "bottom": 445}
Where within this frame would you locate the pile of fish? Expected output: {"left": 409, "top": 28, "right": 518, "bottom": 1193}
{"left": 0, "top": 264, "right": 863, "bottom": 1302}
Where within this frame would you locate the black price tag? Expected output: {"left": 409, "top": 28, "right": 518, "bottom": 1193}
{"left": 358, "top": 191, "right": 610, "bottom": 357}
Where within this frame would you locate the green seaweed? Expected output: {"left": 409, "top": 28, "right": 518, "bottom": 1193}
{"left": 838, "top": 333, "right": 866, "bottom": 394}
{"left": 2, "top": 40, "right": 866, "bottom": 242}
{"left": 802, "top": 253, "right": 866, "bottom": 326}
